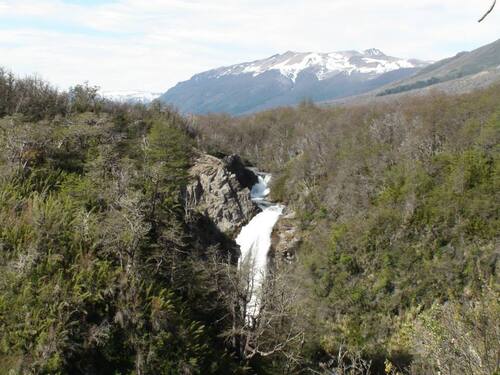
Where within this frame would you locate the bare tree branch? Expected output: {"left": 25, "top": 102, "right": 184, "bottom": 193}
{"left": 478, "top": 0, "right": 496, "bottom": 22}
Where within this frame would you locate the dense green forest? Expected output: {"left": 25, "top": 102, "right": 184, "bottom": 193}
{"left": 0, "top": 68, "right": 498, "bottom": 374}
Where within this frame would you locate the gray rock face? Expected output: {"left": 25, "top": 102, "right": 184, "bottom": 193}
{"left": 185, "top": 154, "right": 258, "bottom": 234}
{"left": 223, "top": 154, "right": 258, "bottom": 188}
{"left": 271, "top": 207, "right": 300, "bottom": 263}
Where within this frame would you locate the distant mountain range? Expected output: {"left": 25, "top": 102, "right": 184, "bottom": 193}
{"left": 101, "top": 90, "right": 162, "bottom": 104}
{"left": 157, "top": 39, "right": 500, "bottom": 115}
{"left": 160, "top": 49, "right": 429, "bottom": 115}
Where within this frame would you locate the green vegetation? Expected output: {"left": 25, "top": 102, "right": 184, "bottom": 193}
{"left": 194, "top": 86, "right": 500, "bottom": 373}
{"left": 0, "top": 70, "right": 244, "bottom": 374}
{"left": 1, "top": 68, "right": 498, "bottom": 374}
{"left": 377, "top": 76, "right": 442, "bottom": 96}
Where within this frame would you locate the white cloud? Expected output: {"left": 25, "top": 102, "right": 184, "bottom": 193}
{"left": 0, "top": 0, "right": 498, "bottom": 91}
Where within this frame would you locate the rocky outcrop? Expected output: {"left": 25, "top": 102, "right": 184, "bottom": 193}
{"left": 223, "top": 154, "right": 258, "bottom": 188}
{"left": 271, "top": 207, "right": 300, "bottom": 262}
{"left": 185, "top": 153, "right": 258, "bottom": 234}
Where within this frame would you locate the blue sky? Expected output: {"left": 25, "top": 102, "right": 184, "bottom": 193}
{"left": 0, "top": 0, "right": 498, "bottom": 92}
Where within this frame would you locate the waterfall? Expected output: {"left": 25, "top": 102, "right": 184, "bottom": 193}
{"left": 236, "top": 174, "right": 284, "bottom": 320}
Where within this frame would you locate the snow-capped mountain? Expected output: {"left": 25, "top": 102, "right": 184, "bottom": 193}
{"left": 161, "top": 49, "right": 429, "bottom": 115}
{"left": 101, "top": 90, "right": 162, "bottom": 104}
{"left": 210, "top": 49, "right": 426, "bottom": 82}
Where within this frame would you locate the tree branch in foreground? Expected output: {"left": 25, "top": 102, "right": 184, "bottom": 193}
{"left": 478, "top": 0, "right": 496, "bottom": 22}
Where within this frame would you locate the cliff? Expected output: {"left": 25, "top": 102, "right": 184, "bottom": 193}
{"left": 185, "top": 153, "right": 258, "bottom": 235}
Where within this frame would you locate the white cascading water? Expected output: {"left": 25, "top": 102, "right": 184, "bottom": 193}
{"left": 236, "top": 174, "right": 284, "bottom": 320}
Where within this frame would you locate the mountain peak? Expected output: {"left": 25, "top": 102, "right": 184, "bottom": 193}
{"left": 161, "top": 48, "right": 430, "bottom": 115}
{"left": 207, "top": 49, "right": 426, "bottom": 83}
{"left": 364, "top": 48, "right": 385, "bottom": 57}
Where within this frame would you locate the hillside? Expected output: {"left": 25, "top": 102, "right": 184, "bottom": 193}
{"left": 0, "top": 70, "right": 261, "bottom": 374}
{"left": 0, "top": 68, "right": 498, "bottom": 374}
{"left": 193, "top": 84, "right": 500, "bottom": 374}
{"left": 376, "top": 38, "right": 500, "bottom": 96}
{"left": 160, "top": 49, "right": 428, "bottom": 115}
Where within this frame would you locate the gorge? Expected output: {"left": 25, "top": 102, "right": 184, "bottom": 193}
{"left": 185, "top": 154, "right": 287, "bottom": 323}
{"left": 1, "top": 65, "right": 498, "bottom": 374}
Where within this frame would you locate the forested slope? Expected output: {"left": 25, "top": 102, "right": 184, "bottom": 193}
{"left": 0, "top": 69, "right": 247, "bottom": 374}
{"left": 0, "top": 67, "right": 498, "bottom": 374}
{"left": 193, "top": 86, "right": 500, "bottom": 373}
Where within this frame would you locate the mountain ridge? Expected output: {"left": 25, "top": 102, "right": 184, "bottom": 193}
{"left": 201, "top": 49, "right": 428, "bottom": 82}
{"left": 160, "top": 49, "right": 429, "bottom": 115}
{"left": 375, "top": 38, "right": 500, "bottom": 96}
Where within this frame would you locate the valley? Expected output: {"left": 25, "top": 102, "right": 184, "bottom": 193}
{"left": 0, "top": 31, "right": 498, "bottom": 375}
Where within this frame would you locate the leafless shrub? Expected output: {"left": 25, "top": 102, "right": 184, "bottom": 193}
{"left": 411, "top": 285, "right": 500, "bottom": 375}
{"left": 309, "top": 346, "right": 372, "bottom": 375}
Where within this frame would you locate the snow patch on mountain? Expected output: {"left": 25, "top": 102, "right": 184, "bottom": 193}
{"left": 101, "top": 90, "right": 162, "bottom": 104}
{"left": 210, "top": 49, "right": 428, "bottom": 83}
